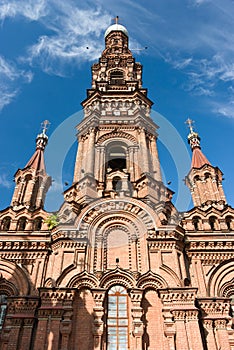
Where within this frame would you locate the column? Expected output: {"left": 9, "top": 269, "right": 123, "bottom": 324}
{"left": 19, "top": 318, "right": 35, "bottom": 350}
{"left": 172, "top": 311, "right": 189, "bottom": 350}
{"left": 7, "top": 318, "right": 22, "bottom": 350}
{"left": 5, "top": 297, "right": 39, "bottom": 350}
{"left": 35, "top": 289, "right": 75, "bottom": 350}
{"left": 138, "top": 127, "right": 149, "bottom": 174}
{"left": 214, "top": 319, "right": 231, "bottom": 350}
{"left": 185, "top": 310, "right": 204, "bottom": 350}
{"left": 92, "top": 289, "right": 105, "bottom": 350}
{"left": 149, "top": 135, "right": 162, "bottom": 181}
{"left": 162, "top": 310, "right": 176, "bottom": 350}
{"left": 34, "top": 310, "right": 50, "bottom": 350}
{"left": 203, "top": 320, "right": 218, "bottom": 350}
{"left": 128, "top": 146, "right": 135, "bottom": 182}
{"left": 94, "top": 146, "right": 100, "bottom": 180}
{"left": 95, "top": 146, "right": 105, "bottom": 183}
{"left": 130, "top": 289, "right": 144, "bottom": 350}
{"left": 86, "top": 127, "right": 96, "bottom": 176}
{"left": 73, "top": 135, "right": 84, "bottom": 182}
{"left": 199, "top": 298, "right": 231, "bottom": 350}
{"left": 99, "top": 146, "right": 105, "bottom": 183}
{"left": 60, "top": 309, "right": 73, "bottom": 350}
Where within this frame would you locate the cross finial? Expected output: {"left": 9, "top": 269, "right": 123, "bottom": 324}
{"left": 112, "top": 16, "right": 119, "bottom": 24}
{"left": 186, "top": 118, "right": 195, "bottom": 133}
{"left": 41, "top": 120, "right": 50, "bottom": 134}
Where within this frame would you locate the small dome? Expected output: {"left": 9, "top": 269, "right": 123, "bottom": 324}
{"left": 104, "top": 24, "right": 128, "bottom": 38}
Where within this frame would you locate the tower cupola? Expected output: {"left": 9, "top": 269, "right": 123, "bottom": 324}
{"left": 104, "top": 23, "right": 128, "bottom": 38}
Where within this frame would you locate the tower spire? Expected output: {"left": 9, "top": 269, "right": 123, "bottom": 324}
{"left": 185, "top": 119, "right": 226, "bottom": 209}
{"left": 11, "top": 121, "right": 51, "bottom": 210}
{"left": 186, "top": 118, "right": 210, "bottom": 168}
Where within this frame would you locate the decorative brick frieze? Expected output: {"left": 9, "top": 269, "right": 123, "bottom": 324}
{"left": 187, "top": 251, "right": 234, "bottom": 264}
{"left": 7, "top": 297, "right": 39, "bottom": 316}
{"left": 51, "top": 229, "right": 88, "bottom": 241}
{"left": 0, "top": 241, "right": 49, "bottom": 250}
{"left": 171, "top": 310, "right": 186, "bottom": 321}
{"left": 147, "top": 241, "right": 183, "bottom": 251}
{"left": 188, "top": 240, "right": 234, "bottom": 251}
{"left": 39, "top": 288, "right": 75, "bottom": 307}
{"left": 159, "top": 288, "right": 198, "bottom": 307}
{"left": 214, "top": 319, "right": 228, "bottom": 330}
{"left": 198, "top": 298, "right": 231, "bottom": 319}
{"left": 77, "top": 199, "right": 155, "bottom": 231}
{"left": 147, "top": 229, "right": 184, "bottom": 240}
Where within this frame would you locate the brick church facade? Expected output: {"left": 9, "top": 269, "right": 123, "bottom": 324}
{"left": 0, "top": 22, "right": 234, "bottom": 350}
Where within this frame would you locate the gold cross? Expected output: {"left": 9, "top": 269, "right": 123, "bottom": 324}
{"left": 41, "top": 120, "right": 50, "bottom": 134}
{"left": 112, "top": 16, "right": 119, "bottom": 24}
{"left": 185, "top": 118, "right": 194, "bottom": 133}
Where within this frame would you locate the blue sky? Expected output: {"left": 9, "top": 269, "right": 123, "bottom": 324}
{"left": 0, "top": 0, "right": 233, "bottom": 212}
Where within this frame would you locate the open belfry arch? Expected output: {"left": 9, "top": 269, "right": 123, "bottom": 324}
{"left": 0, "top": 19, "right": 234, "bottom": 350}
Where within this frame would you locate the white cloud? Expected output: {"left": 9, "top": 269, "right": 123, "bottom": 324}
{"left": 191, "top": 0, "right": 210, "bottom": 5}
{"left": 213, "top": 100, "right": 234, "bottom": 119}
{"left": 0, "top": 1, "right": 112, "bottom": 75}
{"left": 0, "top": 56, "right": 33, "bottom": 111}
{"left": 166, "top": 53, "right": 234, "bottom": 97}
{"left": 16, "top": 2, "right": 112, "bottom": 75}
{"left": 0, "top": 0, "right": 47, "bottom": 21}
{"left": 0, "top": 174, "right": 12, "bottom": 189}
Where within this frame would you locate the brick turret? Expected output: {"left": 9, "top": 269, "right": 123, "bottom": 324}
{"left": 185, "top": 119, "right": 226, "bottom": 209}
{"left": 11, "top": 121, "right": 52, "bottom": 211}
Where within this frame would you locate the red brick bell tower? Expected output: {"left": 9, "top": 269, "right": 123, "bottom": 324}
{"left": 0, "top": 21, "right": 234, "bottom": 350}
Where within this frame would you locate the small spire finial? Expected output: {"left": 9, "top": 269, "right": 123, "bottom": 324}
{"left": 186, "top": 118, "right": 201, "bottom": 150}
{"left": 41, "top": 120, "right": 50, "bottom": 135}
{"left": 112, "top": 15, "right": 119, "bottom": 24}
{"left": 186, "top": 118, "right": 195, "bottom": 133}
{"left": 36, "top": 120, "right": 50, "bottom": 150}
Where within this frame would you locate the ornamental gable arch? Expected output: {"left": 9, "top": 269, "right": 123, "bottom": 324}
{"left": 96, "top": 131, "right": 138, "bottom": 147}
{"left": 0, "top": 259, "right": 31, "bottom": 295}
{"left": 99, "top": 268, "right": 135, "bottom": 289}
{"left": 137, "top": 270, "right": 168, "bottom": 290}
{"left": 208, "top": 259, "right": 234, "bottom": 297}
{"left": 75, "top": 198, "right": 157, "bottom": 274}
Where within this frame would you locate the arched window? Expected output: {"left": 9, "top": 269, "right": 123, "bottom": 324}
{"left": 34, "top": 217, "right": 42, "bottom": 231}
{"left": 193, "top": 175, "right": 200, "bottom": 182}
{"left": 110, "top": 70, "right": 124, "bottom": 85}
{"left": 0, "top": 294, "right": 7, "bottom": 330}
{"left": 107, "top": 285, "right": 129, "bottom": 349}
{"left": 17, "top": 217, "right": 27, "bottom": 231}
{"left": 209, "top": 216, "right": 218, "bottom": 231}
{"left": 192, "top": 216, "right": 201, "bottom": 231}
{"left": 107, "top": 145, "right": 127, "bottom": 172}
{"left": 112, "top": 176, "right": 122, "bottom": 192}
{"left": 204, "top": 172, "right": 211, "bottom": 180}
{"left": 225, "top": 216, "right": 233, "bottom": 231}
{"left": 20, "top": 174, "right": 32, "bottom": 204}
{"left": 1, "top": 217, "right": 11, "bottom": 231}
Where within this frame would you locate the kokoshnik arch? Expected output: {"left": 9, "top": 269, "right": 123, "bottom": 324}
{"left": 0, "top": 21, "right": 234, "bottom": 350}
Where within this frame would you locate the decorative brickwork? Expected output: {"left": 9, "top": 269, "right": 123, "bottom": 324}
{"left": 0, "top": 21, "right": 234, "bottom": 350}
